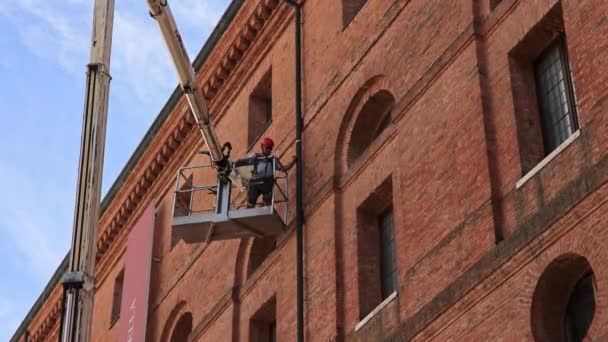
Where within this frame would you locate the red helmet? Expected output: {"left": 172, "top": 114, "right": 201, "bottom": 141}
{"left": 261, "top": 137, "right": 275, "bottom": 148}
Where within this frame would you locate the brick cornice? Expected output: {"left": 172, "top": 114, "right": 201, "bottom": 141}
{"left": 28, "top": 289, "right": 62, "bottom": 342}
{"left": 200, "top": 0, "right": 281, "bottom": 102}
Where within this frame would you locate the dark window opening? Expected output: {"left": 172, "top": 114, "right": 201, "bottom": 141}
{"left": 534, "top": 38, "right": 578, "bottom": 153}
{"left": 379, "top": 208, "right": 397, "bottom": 299}
{"left": 490, "top": 0, "right": 502, "bottom": 10}
{"left": 247, "top": 237, "right": 277, "bottom": 278}
{"left": 347, "top": 90, "right": 394, "bottom": 167}
{"left": 508, "top": 4, "right": 577, "bottom": 175}
{"left": 170, "top": 312, "right": 193, "bottom": 342}
{"left": 343, "top": 0, "right": 368, "bottom": 27}
{"left": 373, "top": 111, "right": 392, "bottom": 141}
{"left": 357, "top": 177, "right": 396, "bottom": 319}
{"left": 565, "top": 273, "right": 596, "bottom": 342}
{"left": 250, "top": 296, "right": 277, "bottom": 342}
{"left": 531, "top": 254, "right": 596, "bottom": 342}
{"left": 110, "top": 269, "right": 124, "bottom": 326}
{"left": 249, "top": 69, "right": 272, "bottom": 149}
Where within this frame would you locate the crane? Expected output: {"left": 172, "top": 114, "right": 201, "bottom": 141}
{"left": 147, "top": 0, "right": 233, "bottom": 173}
{"left": 59, "top": 0, "right": 234, "bottom": 341}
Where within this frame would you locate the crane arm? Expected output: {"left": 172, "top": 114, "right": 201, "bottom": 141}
{"left": 147, "top": 0, "right": 228, "bottom": 168}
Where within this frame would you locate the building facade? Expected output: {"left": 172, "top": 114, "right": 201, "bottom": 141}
{"left": 11, "top": 0, "right": 608, "bottom": 340}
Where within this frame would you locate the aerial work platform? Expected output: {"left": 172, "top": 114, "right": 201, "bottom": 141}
{"left": 171, "top": 156, "right": 289, "bottom": 243}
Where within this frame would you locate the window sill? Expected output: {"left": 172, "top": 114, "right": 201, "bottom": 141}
{"left": 355, "top": 291, "right": 397, "bottom": 332}
{"left": 516, "top": 129, "right": 581, "bottom": 189}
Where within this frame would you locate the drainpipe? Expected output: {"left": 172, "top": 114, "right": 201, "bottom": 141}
{"left": 284, "top": 1, "right": 304, "bottom": 342}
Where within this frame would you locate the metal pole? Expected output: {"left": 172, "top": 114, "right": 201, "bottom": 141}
{"left": 284, "top": 2, "right": 304, "bottom": 342}
{"left": 60, "top": 0, "right": 114, "bottom": 340}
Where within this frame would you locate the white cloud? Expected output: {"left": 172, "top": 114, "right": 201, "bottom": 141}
{"left": 0, "top": 1, "right": 89, "bottom": 74}
{"left": 0, "top": 1, "right": 230, "bottom": 339}
{"left": 173, "top": 0, "right": 223, "bottom": 30}
{"left": 110, "top": 11, "right": 176, "bottom": 104}
{"left": 0, "top": 0, "right": 230, "bottom": 272}
{"left": 0, "top": 0, "right": 225, "bottom": 106}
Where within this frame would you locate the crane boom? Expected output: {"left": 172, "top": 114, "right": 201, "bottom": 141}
{"left": 147, "top": 0, "right": 228, "bottom": 167}
{"left": 60, "top": 1, "right": 233, "bottom": 341}
{"left": 59, "top": 0, "right": 114, "bottom": 341}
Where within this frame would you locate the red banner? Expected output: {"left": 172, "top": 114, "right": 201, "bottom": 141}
{"left": 119, "top": 203, "right": 155, "bottom": 342}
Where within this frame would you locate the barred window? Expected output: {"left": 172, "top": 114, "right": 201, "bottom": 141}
{"left": 534, "top": 38, "right": 578, "bottom": 154}
{"left": 357, "top": 178, "right": 395, "bottom": 319}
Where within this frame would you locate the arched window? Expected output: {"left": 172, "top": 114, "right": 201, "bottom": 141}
{"left": 531, "top": 254, "right": 596, "bottom": 342}
{"left": 565, "top": 273, "right": 596, "bottom": 341}
{"left": 170, "top": 312, "right": 193, "bottom": 342}
{"left": 346, "top": 90, "right": 394, "bottom": 166}
{"left": 247, "top": 237, "right": 277, "bottom": 278}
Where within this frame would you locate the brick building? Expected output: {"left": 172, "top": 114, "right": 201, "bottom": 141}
{"left": 10, "top": 0, "right": 608, "bottom": 340}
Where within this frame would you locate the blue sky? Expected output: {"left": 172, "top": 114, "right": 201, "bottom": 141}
{"left": 0, "top": 0, "right": 230, "bottom": 339}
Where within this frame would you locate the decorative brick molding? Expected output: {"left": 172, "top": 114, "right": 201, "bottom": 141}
{"left": 202, "top": 0, "right": 280, "bottom": 101}
{"left": 29, "top": 297, "right": 61, "bottom": 342}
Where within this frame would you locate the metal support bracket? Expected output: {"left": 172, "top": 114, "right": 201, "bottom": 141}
{"left": 61, "top": 271, "right": 94, "bottom": 292}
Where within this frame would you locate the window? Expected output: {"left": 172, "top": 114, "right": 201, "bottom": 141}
{"left": 565, "top": 273, "right": 596, "bottom": 342}
{"left": 347, "top": 90, "right": 394, "bottom": 166}
{"left": 534, "top": 38, "right": 578, "bottom": 153}
{"left": 379, "top": 208, "right": 397, "bottom": 298}
{"left": 490, "top": 0, "right": 502, "bottom": 10}
{"left": 509, "top": 5, "right": 577, "bottom": 175}
{"left": 357, "top": 178, "right": 396, "bottom": 319}
{"left": 170, "top": 312, "right": 193, "bottom": 342}
{"left": 110, "top": 269, "right": 124, "bottom": 325}
{"left": 250, "top": 296, "right": 277, "bottom": 342}
{"left": 249, "top": 69, "right": 272, "bottom": 148}
{"left": 343, "top": 0, "right": 368, "bottom": 26}
{"left": 531, "top": 254, "right": 596, "bottom": 342}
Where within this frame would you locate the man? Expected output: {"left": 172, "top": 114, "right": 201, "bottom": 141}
{"left": 246, "top": 137, "right": 295, "bottom": 208}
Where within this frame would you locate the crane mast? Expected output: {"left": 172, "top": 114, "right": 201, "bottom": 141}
{"left": 59, "top": 0, "right": 114, "bottom": 341}
{"left": 60, "top": 0, "right": 229, "bottom": 341}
